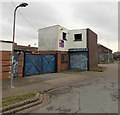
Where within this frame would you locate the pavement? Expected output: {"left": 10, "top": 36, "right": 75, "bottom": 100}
{"left": 31, "top": 62, "right": 118, "bottom": 113}
{"left": 2, "top": 69, "right": 90, "bottom": 97}
{"left": 2, "top": 62, "right": 118, "bottom": 113}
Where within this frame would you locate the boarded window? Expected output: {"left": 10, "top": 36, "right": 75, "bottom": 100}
{"left": 63, "top": 32, "right": 67, "bottom": 41}
{"left": 74, "top": 34, "right": 82, "bottom": 41}
{"left": 61, "top": 54, "right": 68, "bottom": 63}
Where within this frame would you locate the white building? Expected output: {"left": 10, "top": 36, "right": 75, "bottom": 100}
{"left": 38, "top": 25, "right": 69, "bottom": 51}
{"left": 38, "top": 25, "right": 88, "bottom": 51}
{"left": 38, "top": 25, "right": 98, "bottom": 70}
{"left": 68, "top": 29, "right": 87, "bottom": 49}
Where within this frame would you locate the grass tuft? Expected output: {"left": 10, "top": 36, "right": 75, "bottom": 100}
{"left": 2, "top": 92, "right": 37, "bottom": 108}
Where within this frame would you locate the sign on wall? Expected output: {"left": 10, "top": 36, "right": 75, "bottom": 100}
{"left": 59, "top": 40, "right": 64, "bottom": 47}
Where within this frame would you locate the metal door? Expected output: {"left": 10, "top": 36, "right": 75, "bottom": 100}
{"left": 24, "top": 54, "right": 42, "bottom": 76}
{"left": 24, "top": 54, "right": 56, "bottom": 76}
{"left": 70, "top": 52, "right": 88, "bottom": 70}
{"left": 42, "top": 54, "right": 56, "bottom": 73}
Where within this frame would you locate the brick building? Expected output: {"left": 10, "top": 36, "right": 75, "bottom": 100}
{"left": 0, "top": 41, "right": 12, "bottom": 79}
{"left": 1, "top": 25, "right": 98, "bottom": 78}
{"left": 0, "top": 40, "right": 38, "bottom": 78}
{"left": 98, "top": 44, "right": 113, "bottom": 63}
{"left": 38, "top": 25, "right": 98, "bottom": 71}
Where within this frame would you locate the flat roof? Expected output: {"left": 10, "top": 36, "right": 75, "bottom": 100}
{"left": 0, "top": 40, "right": 13, "bottom": 43}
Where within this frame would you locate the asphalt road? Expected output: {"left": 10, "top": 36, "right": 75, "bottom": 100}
{"left": 31, "top": 62, "right": 118, "bottom": 113}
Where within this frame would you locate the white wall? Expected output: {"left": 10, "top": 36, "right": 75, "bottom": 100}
{"left": 38, "top": 25, "right": 87, "bottom": 51}
{"left": 68, "top": 29, "right": 87, "bottom": 49}
{"left": 0, "top": 42, "right": 12, "bottom": 51}
{"left": 38, "top": 25, "right": 58, "bottom": 51}
{"left": 38, "top": 25, "right": 69, "bottom": 51}
{"left": 57, "top": 25, "right": 69, "bottom": 51}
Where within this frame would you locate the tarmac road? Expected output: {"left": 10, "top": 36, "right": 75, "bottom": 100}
{"left": 31, "top": 62, "right": 118, "bottom": 113}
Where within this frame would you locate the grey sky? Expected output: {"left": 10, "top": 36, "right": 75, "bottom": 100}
{"left": 0, "top": 1, "right": 118, "bottom": 52}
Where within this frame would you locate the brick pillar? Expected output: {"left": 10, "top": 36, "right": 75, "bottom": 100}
{"left": 57, "top": 51, "right": 61, "bottom": 72}
{"left": 1, "top": 51, "right": 12, "bottom": 79}
{"left": 18, "top": 52, "right": 24, "bottom": 77}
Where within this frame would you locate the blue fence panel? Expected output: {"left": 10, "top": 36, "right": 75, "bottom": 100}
{"left": 42, "top": 54, "right": 56, "bottom": 73}
{"left": 24, "top": 54, "right": 56, "bottom": 76}
{"left": 70, "top": 52, "right": 88, "bottom": 70}
{"left": 24, "top": 54, "right": 42, "bottom": 76}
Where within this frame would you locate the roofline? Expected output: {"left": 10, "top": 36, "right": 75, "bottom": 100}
{"left": 38, "top": 24, "right": 60, "bottom": 31}
{"left": 38, "top": 25, "right": 96, "bottom": 34}
{"left": 69, "top": 28, "right": 88, "bottom": 31}
{"left": 38, "top": 25, "right": 91, "bottom": 31}
{"left": 98, "top": 44, "right": 112, "bottom": 52}
{"left": 0, "top": 40, "right": 13, "bottom": 43}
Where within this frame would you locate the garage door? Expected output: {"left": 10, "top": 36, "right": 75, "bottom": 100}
{"left": 42, "top": 54, "right": 56, "bottom": 73}
{"left": 70, "top": 52, "right": 88, "bottom": 70}
{"left": 24, "top": 54, "right": 56, "bottom": 76}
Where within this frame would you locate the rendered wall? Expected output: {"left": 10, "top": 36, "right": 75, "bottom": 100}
{"left": 68, "top": 29, "right": 87, "bottom": 49}
{"left": 38, "top": 25, "right": 69, "bottom": 51}
{"left": 38, "top": 26, "right": 88, "bottom": 51}
{"left": 38, "top": 25, "right": 58, "bottom": 51}
{"left": 57, "top": 25, "right": 69, "bottom": 51}
{"left": 0, "top": 42, "right": 12, "bottom": 51}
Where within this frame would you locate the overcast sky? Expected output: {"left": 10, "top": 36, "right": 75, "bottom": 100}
{"left": 0, "top": 0, "right": 118, "bottom": 52}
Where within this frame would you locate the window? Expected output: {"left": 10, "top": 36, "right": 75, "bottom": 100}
{"left": 61, "top": 54, "right": 68, "bottom": 63}
{"left": 74, "top": 34, "right": 82, "bottom": 41}
{"left": 63, "top": 32, "right": 67, "bottom": 41}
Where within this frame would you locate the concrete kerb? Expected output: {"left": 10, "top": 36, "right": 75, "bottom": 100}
{"left": 2, "top": 93, "right": 43, "bottom": 115}
{"left": 2, "top": 83, "right": 74, "bottom": 114}
{"left": 17, "top": 93, "right": 49, "bottom": 114}
{"left": 2, "top": 74, "right": 92, "bottom": 114}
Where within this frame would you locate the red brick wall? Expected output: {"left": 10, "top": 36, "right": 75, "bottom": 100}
{"left": 14, "top": 43, "right": 38, "bottom": 52}
{"left": 17, "top": 52, "right": 24, "bottom": 77}
{"left": 1, "top": 51, "right": 24, "bottom": 78}
{"left": 87, "top": 29, "right": 98, "bottom": 70}
{"left": 1, "top": 51, "right": 11, "bottom": 78}
{"left": 57, "top": 51, "right": 69, "bottom": 72}
{"left": 98, "top": 44, "right": 113, "bottom": 63}
{"left": 39, "top": 51, "right": 69, "bottom": 72}
{"left": 1, "top": 50, "right": 69, "bottom": 78}
{"left": 98, "top": 44, "right": 112, "bottom": 54}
